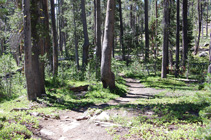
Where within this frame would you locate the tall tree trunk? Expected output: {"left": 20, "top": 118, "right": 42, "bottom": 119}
{"left": 206, "top": 0, "right": 208, "bottom": 37}
{"left": 73, "top": 2, "right": 79, "bottom": 70}
{"left": 59, "top": 0, "right": 64, "bottom": 55}
{"left": 118, "top": 0, "right": 125, "bottom": 61}
{"left": 43, "top": 0, "right": 51, "bottom": 65}
{"left": 154, "top": 0, "right": 158, "bottom": 73}
{"left": 195, "top": 0, "right": 202, "bottom": 55}
{"left": 175, "top": 0, "right": 180, "bottom": 78}
{"left": 145, "top": 0, "right": 149, "bottom": 62}
{"left": 208, "top": 33, "right": 211, "bottom": 73}
{"left": 95, "top": 0, "right": 101, "bottom": 78}
{"left": 50, "top": 0, "right": 58, "bottom": 76}
{"left": 161, "top": 0, "right": 169, "bottom": 78}
{"left": 182, "top": 0, "right": 188, "bottom": 69}
{"left": 31, "top": 0, "right": 46, "bottom": 97}
{"left": 202, "top": 1, "right": 204, "bottom": 38}
{"left": 101, "top": 0, "right": 115, "bottom": 89}
{"left": 23, "top": 0, "right": 37, "bottom": 100}
{"left": 81, "top": 0, "right": 89, "bottom": 68}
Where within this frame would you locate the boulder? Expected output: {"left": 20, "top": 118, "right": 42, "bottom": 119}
{"left": 95, "top": 112, "right": 110, "bottom": 121}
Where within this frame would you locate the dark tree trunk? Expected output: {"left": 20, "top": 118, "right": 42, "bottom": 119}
{"left": 73, "top": 2, "right": 79, "bottom": 70}
{"left": 31, "top": 0, "right": 46, "bottom": 97}
{"left": 43, "top": 0, "right": 51, "bottom": 65}
{"left": 175, "top": 0, "right": 180, "bottom": 78}
{"left": 161, "top": 0, "right": 169, "bottom": 78}
{"left": 23, "top": 0, "right": 37, "bottom": 100}
{"left": 95, "top": 0, "right": 101, "bottom": 78}
{"left": 182, "top": 0, "right": 188, "bottom": 69}
{"left": 50, "top": 0, "right": 58, "bottom": 76}
{"left": 118, "top": 0, "right": 125, "bottom": 61}
{"left": 154, "top": 0, "right": 158, "bottom": 73}
{"left": 59, "top": 0, "right": 64, "bottom": 55}
{"left": 206, "top": 0, "right": 208, "bottom": 37}
{"left": 195, "top": 0, "right": 202, "bottom": 55}
{"left": 96, "top": 0, "right": 101, "bottom": 60}
{"left": 145, "top": 0, "right": 149, "bottom": 62}
{"left": 81, "top": 0, "right": 89, "bottom": 68}
{"left": 101, "top": 0, "right": 115, "bottom": 89}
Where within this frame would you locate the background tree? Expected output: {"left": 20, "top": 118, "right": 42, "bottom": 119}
{"left": 175, "top": 0, "right": 180, "bottom": 77}
{"left": 161, "top": 0, "right": 170, "bottom": 78}
{"left": 50, "top": 0, "right": 58, "bottom": 76}
{"left": 145, "top": 0, "right": 149, "bottom": 62}
{"left": 81, "top": 0, "right": 89, "bottom": 68}
{"left": 182, "top": 0, "right": 188, "bottom": 69}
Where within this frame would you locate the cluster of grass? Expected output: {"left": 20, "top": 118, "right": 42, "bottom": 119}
{"left": 106, "top": 91, "right": 211, "bottom": 140}
{"left": 42, "top": 75, "right": 127, "bottom": 110}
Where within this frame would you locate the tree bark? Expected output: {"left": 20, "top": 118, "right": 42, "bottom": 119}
{"left": 145, "top": 0, "right": 149, "bottom": 62}
{"left": 101, "top": 0, "right": 115, "bottom": 89}
{"left": 118, "top": 0, "right": 125, "bottom": 61}
{"left": 81, "top": 0, "right": 89, "bottom": 68}
{"left": 182, "top": 0, "right": 188, "bottom": 69}
{"left": 95, "top": 0, "right": 101, "bottom": 78}
{"left": 50, "top": 0, "right": 58, "bottom": 76}
{"left": 43, "top": 0, "right": 51, "bottom": 65}
{"left": 161, "top": 0, "right": 169, "bottom": 78}
{"left": 24, "top": 0, "right": 46, "bottom": 100}
{"left": 175, "top": 0, "right": 180, "bottom": 78}
{"left": 208, "top": 33, "right": 211, "bottom": 74}
{"left": 59, "top": 0, "right": 64, "bottom": 55}
{"left": 195, "top": 0, "right": 202, "bottom": 55}
{"left": 23, "top": 0, "right": 37, "bottom": 100}
{"left": 206, "top": 0, "right": 208, "bottom": 37}
{"left": 73, "top": 1, "right": 79, "bottom": 70}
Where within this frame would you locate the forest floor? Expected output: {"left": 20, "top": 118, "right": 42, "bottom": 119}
{"left": 32, "top": 77, "right": 165, "bottom": 140}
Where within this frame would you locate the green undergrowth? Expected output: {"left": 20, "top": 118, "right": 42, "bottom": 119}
{"left": 0, "top": 98, "right": 38, "bottom": 139}
{"left": 42, "top": 76, "right": 127, "bottom": 110}
{"left": 0, "top": 75, "right": 127, "bottom": 139}
{"left": 105, "top": 91, "right": 211, "bottom": 140}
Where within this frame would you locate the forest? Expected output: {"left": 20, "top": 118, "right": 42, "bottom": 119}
{"left": 0, "top": 0, "right": 211, "bottom": 139}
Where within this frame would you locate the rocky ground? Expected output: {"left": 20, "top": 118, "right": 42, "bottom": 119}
{"left": 32, "top": 78, "right": 165, "bottom": 140}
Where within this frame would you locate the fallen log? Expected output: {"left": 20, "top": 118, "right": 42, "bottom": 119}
{"left": 69, "top": 85, "right": 89, "bottom": 92}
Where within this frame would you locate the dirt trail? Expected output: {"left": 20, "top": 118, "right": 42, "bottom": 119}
{"left": 33, "top": 77, "right": 164, "bottom": 140}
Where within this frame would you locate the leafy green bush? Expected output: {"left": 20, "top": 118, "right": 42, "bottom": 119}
{"left": 0, "top": 54, "right": 25, "bottom": 101}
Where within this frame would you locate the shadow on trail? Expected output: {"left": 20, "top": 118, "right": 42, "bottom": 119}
{"left": 96, "top": 101, "right": 209, "bottom": 124}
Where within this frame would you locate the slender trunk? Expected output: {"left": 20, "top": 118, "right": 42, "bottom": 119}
{"left": 95, "top": 0, "right": 101, "bottom": 78}
{"left": 175, "top": 0, "right": 180, "bottom": 77}
{"left": 119, "top": 0, "right": 125, "bottom": 61}
{"left": 161, "top": 0, "right": 169, "bottom": 78}
{"left": 195, "top": 0, "right": 202, "bottom": 55}
{"left": 96, "top": 0, "right": 101, "bottom": 60}
{"left": 206, "top": 0, "right": 208, "bottom": 37}
{"left": 81, "top": 0, "right": 89, "bottom": 68}
{"left": 43, "top": 0, "right": 51, "bottom": 67}
{"left": 208, "top": 33, "right": 211, "bottom": 73}
{"left": 73, "top": 3, "right": 79, "bottom": 70}
{"left": 182, "top": 0, "right": 188, "bottom": 68}
{"left": 202, "top": 2, "right": 204, "bottom": 39}
{"left": 101, "top": 0, "right": 115, "bottom": 89}
{"left": 50, "top": 0, "right": 58, "bottom": 76}
{"left": 59, "top": 0, "right": 64, "bottom": 55}
{"left": 145, "top": 0, "right": 149, "bottom": 62}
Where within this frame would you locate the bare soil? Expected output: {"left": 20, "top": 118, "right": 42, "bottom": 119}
{"left": 32, "top": 78, "right": 165, "bottom": 140}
